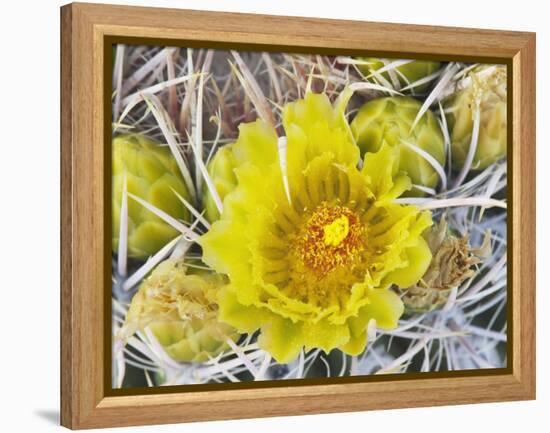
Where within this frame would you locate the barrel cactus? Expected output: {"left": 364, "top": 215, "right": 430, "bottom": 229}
{"left": 202, "top": 144, "right": 237, "bottom": 222}
{"left": 445, "top": 65, "right": 507, "bottom": 170}
{"left": 120, "top": 259, "right": 239, "bottom": 363}
{"left": 350, "top": 96, "right": 445, "bottom": 194}
{"left": 112, "top": 133, "right": 191, "bottom": 259}
{"left": 358, "top": 58, "right": 441, "bottom": 93}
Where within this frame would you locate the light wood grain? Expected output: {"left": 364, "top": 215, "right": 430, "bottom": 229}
{"left": 60, "top": 2, "right": 536, "bottom": 429}
{"left": 511, "top": 33, "right": 536, "bottom": 392}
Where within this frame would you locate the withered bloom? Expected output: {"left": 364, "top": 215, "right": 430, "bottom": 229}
{"left": 402, "top": 215, "right": 492, "bottom": 313}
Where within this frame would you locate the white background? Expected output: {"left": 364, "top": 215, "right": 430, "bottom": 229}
{"left": 0, "top": 0, "right": 546, "bottom": 431}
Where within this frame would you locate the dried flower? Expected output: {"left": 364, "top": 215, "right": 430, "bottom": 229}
{"left": 112, "top": 134, "right": 191, "bottom": 259}
{"left": 120, "top": 259, "right": 239, "bottom": 363}
{"left": 200, "top": 92, "right": 433, "bottom": 363}
{"left": 445, "top": 65, "right": 507, "bottom": 170}
{"left": 402, "top": 215, "right": 492, "bottom": 313}
{"left": 350, "top": 96, "right": 445, "bottom": 194}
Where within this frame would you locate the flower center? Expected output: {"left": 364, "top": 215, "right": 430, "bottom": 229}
{"left": 293, "top": 203, "right": 364, "bottom": 278}
{"left": 323, "top": 215, "right": 350, "bottom": 247}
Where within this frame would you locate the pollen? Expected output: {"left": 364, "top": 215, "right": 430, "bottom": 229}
{"left": 293, "top": 203, "right": 364, "bottom": 278}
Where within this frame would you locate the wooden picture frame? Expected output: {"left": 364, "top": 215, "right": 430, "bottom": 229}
{"left": 60, "top": 2, "right": 536, "bottom": 429}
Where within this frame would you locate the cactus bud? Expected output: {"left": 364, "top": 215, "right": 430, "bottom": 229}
{"left": 202, "top": 144, "right": 237, "bottom": 222}
{"left": 112, "top": 134, "right": 191, "bottom": 259}
{"left": 358, "top": 58, "right": 441, "bottom": 93}
{"left": 351, "top": 96, "right": 445, "bottom": 194}
{"left": 445, "top": 65, "right": 507, "bottom": 170}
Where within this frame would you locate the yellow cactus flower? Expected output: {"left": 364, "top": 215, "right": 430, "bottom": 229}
{"left": 112, "top": 134, "right": 191, "bottom": 259}
{"left": 200, "top": 92, "right": 433, "bottom": 363}
{"left": 202, "top": 144, "right": 238, "bottom": 222}
{"left": 120, "top": 259, "right": 239, "bottom": 363}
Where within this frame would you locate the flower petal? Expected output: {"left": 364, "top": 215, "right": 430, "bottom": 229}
{"left": 258, "top": 316, "right": 304, "bottom": 363}
{"left": 339, "top": 330, "right": 367, "bottom": 356}
{"left": 357, "top": 288, "right": 404, "bottom": 331}
{"left": 301, "top": 319, "right": 350, "bottom": 354}
{"left": 383, "top": 236, "right": 432, "bottom": 288}
{"left": 199, "top": 218, "right": 250, "bottom": 281}
{"left": 363, "top": 142, "right": 406, "bottom": 198}
{"left": 283, "top": 92, "right": 359, "bottom": 166}
{"left": 217, "top": 286, "right": 267, "bottom": 333}
{"left": 232, "top": 120, "right": 278, "bottom": 169}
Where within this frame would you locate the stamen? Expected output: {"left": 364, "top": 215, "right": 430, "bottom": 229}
{"left": 293, "top": 203, "right": 364, "bottom": 278}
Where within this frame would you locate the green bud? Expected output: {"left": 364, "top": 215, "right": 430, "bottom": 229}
{"left": 402, "top": 216, "right": 491, "bottom": 313}
{"left": 121, "top": 259, "right": 239, "bottom": 363}
{"left": 202, "top": 144, "right": 238, "bottom": 222}
{"left": 358, "top": 58, "right": 441, "bottom": 93}
{"left": 445, "top": 65, "right": 507, "bottom": 170}
{"left": 351, "top": 96, "right": 445, "bottom": 194}
{"left": 112, "top": 134, "right": 191, "bottom": 259}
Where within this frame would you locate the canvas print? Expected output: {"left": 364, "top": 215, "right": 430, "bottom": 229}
{"left": 110, "top": 45, "right": 507, "bottom": 389}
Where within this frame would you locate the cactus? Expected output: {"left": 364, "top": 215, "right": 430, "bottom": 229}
{"left": 112, "top": 133, "right": 191, "bottom": 259}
